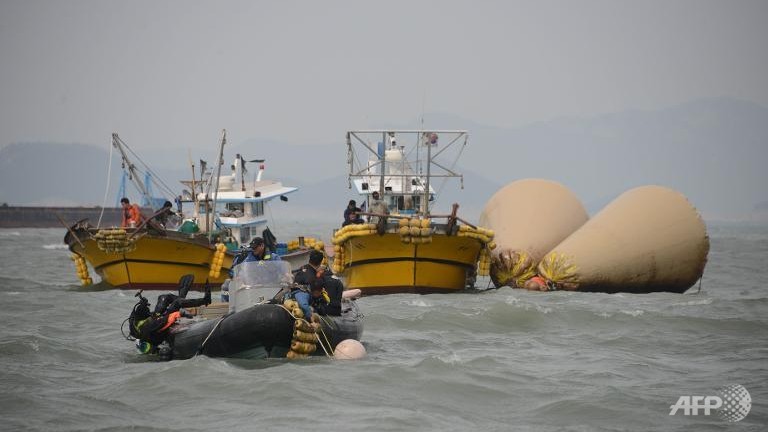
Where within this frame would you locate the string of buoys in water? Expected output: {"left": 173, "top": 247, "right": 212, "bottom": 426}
{"left": 481, "top": 180, "right": 709, "bottom": 294}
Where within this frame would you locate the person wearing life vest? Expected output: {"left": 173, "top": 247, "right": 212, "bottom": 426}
{"left": 287, "top": 270, "right": 315, "bottom": 323}
{"left": 129, "top": 277, "right": 211, "bottom": 353}
{"left": 296, "top": 250, "right": 343, "bottom": 316}
{"left": 309, "top": 282, "right": 331, "bottom": 315}
{"left": 230, "top": 237, "right": 280, "bottom": 275}
{"left": 120, "top": 197, "right": 145, "bottom": 228}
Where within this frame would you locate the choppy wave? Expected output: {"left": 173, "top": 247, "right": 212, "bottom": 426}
{"left": 0, "top": 226, "right": 766, "bottom": 431}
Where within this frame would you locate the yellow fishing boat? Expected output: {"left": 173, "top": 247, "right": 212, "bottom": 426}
{"left": 331, "top": 130, "right": 495, "bottom": 295}
{"left": 66, "top": 227, "right": 232, "bottom": 290}
{"left": 64, "top": 132, "right": 314, "bottom": 290}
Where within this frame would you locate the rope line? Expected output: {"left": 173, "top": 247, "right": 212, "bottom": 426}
{"left": 97, "top": 142, "right": 114, "bottom": 228}
{"left": 196, "top": 316, "right": 226, "bottom": 356}
{"left": 277, "top": 304, "right": 333, "bottom": 359}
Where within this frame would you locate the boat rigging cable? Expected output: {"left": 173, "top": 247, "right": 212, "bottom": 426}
{"left": 118, "top": 136, "right": 179, "bottom": 200}
{"left": 265, "top": 201, "right": 280, "bottom": 235}
{"left": 113, "top": 134, "right": 179, "bottom": 202}
{"left": 97, "top": 141, "right": 115, "bottom": 228}
{"left": 430, "top": 134, "right": 468, "bottom": 210}
{"left": 349, "top": 132, "right": 466, "bottom": 213}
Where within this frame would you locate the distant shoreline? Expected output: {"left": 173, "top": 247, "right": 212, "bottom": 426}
{"left": 0, "top": 206, "right": 128, "bottom": 228}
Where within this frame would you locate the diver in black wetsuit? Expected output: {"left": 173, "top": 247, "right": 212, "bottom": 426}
{"left": 127, "top": 275, "right": 212, "bottom": 353}
{"left": 297, "top": 250, "right": 343, "bottom": 316}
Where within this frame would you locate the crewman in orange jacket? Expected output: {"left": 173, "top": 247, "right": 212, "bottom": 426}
{"left": 120, "top": 197, "right": 145, "bottom": 228}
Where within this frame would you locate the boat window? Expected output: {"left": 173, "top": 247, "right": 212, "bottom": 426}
{"left": 239, "top": 227, "right": 251, "bottom": 245}
{"left": 396, "top": 195, "right": 416, "bottom": 215}
{"left": 222, "top": 202, "right": 244, "bottom": 218}
{"left": 251, "top": 201, "right": 264, "bottom": 216}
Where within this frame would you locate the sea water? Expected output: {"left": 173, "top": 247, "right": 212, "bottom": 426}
{"left": 0, "top": 225, "right": 766, "bottom": 431}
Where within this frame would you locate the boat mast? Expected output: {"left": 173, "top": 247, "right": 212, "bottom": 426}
{"left": 379, "top": 132, "right": 386, "bottom": 197}
{"left": 238, "top": 154, "right": 246, "bottom": 192}
{"left": 112, "top": 133, "right": 151, "bottom": 205}
{"left": 208, "top": 129, "right": 227, "bottom": 237}
{"left": 188, "top": 150, "right": 199, "bottom": 219}
{"left": 423, "top": 133, "right": 432, "bottom": 216}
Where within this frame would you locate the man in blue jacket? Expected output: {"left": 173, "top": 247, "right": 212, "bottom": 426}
{"left": 230, "top": 237, "right": 280, "bottom": 277}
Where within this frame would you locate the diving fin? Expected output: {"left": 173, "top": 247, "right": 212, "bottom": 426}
{"left": 177, "top": 274, "right": 194, "bottom": 298}
{"left": 203, "top": 279, "right": 212, "bottom": 305}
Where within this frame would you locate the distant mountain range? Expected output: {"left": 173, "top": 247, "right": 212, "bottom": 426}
{"left": 2, "top": 97, "right": 766, "bottom": 222}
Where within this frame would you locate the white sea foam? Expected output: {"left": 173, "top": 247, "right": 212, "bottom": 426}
{"left": 405, "top": 299, "right": 432, "bottom": 308}
{"left": 42, "top": 244, "right": 69, "bottom": 250}
{"left": 438, "top": 352, "right": 462, "bottom": 364}
{"left": 620, "top": 309, "right": 645, "bottom": 317}
{"left": 673, "top": 298, "right": 714, "bottom": 306}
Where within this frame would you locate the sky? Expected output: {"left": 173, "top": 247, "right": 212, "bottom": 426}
{"left": 1, "top": 0, "right": 767, "bottom": 153}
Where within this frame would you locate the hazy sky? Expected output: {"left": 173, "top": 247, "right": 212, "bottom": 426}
{"left": 1, "top": 0, "right": 767, "bottom": 152}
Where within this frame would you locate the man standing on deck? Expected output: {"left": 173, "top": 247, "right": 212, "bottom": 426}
{"left": 368, "top": 191, "right": 389, "bottom": 224}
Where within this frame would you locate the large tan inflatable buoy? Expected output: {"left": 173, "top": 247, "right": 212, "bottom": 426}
{"left": 537, "top": 185, "right": 709, "bottom": 293}
{"left": 480, "top": 179, "right": 588, "bottom": 288}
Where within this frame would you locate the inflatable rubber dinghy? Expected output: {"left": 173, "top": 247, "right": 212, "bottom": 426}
{"left": 169, "top": 301, "right": 364, "bottom": 360}
{"left": 151, "top": 260, "right": 363, "bottom": 360}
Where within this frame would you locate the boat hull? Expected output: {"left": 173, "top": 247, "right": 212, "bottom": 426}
{"left": 67, "top": 228, "right": 314, "bottom": 290}
{"left": 68, "top": 230, "right": 230, "bottom": 290}
{"left": 170, "top": 303, "right": 364, "bottom": 360}
{"left": 338, "top": 233, "right": 482, "bottom": 295}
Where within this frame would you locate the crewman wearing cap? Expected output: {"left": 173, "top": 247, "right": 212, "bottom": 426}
{"left": 230, "top": 237, "right": 280, "bottom": 275}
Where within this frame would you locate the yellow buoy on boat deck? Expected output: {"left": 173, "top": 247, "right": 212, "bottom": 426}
{"left": 479, "top": 179, "right": 588, "bottom": 288}
{"left": 537, "top": 185, "right": 709, "bottom": 293}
